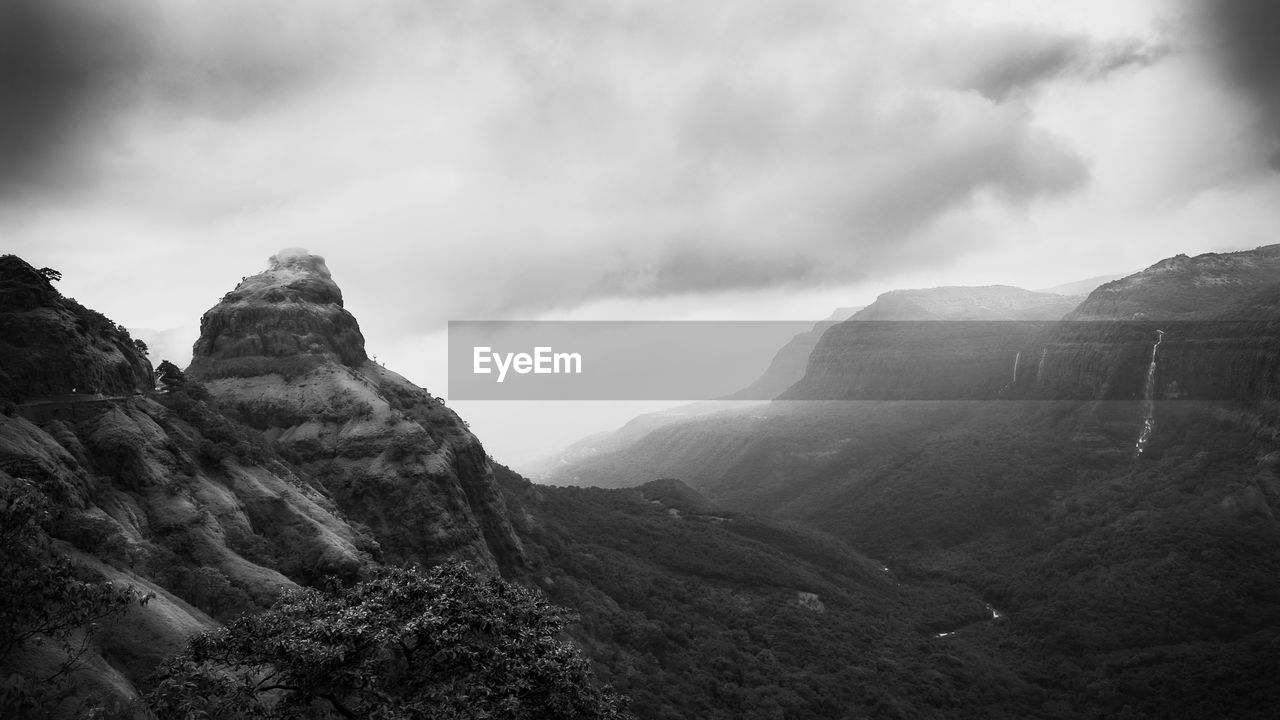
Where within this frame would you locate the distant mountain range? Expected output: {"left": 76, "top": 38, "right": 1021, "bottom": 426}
{"left": 542, "top": 245, "right": 1280, "bottom": 717}
{"left": 4, "top": 246, "right": 1279, "bottom": 718}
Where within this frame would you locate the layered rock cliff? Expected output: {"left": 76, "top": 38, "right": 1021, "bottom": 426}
{"left": 781, "top": 257, "right": 1280, "bottom": 408}
{"left": 781, "top": 286, "right": 1077, "bottom": 400}
{"left": 723, "top": 306, "right": 861, "bottom": 401}
{"left": 1026, "top": 246, "right": 1280, "bottom": 406}
{"left": 0, "top": 253, "right": 373, "bottom": 710}
{"left": 187, "top": 249, "right": 523, "bottom": 571}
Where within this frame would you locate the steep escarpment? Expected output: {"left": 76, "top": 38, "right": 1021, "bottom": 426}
{"left": 187, "top": 249, "right": 523, "bottom": 571}
{"left": 782, "top": 259, "right": 1280, "bottom": 409}
{"left": 1022, "top": 246, "right": 1280, "bottom": 409}
{"left": 781, "top": 286, "right": 1076, "bottom": 401}
{"left": 0, "top": 255, "right": 152, "bottom": 401}
{"left": 723, "top": 306, "right": 861, "bottom": 401}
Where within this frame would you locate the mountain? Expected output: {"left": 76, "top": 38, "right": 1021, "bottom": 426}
{"left": 1068, "top": 246, "right": 1280, "bottom": 320}
{"left": 848, "top": 285, "right": 1081, "bottom": 321}
{"left": 0, "top": 250, "right": 529, "bottom": 713}
{"left": 186, "top": 248, "right": 524, "bottom": 572}
{"left": 9, "top": 247, "right": 1280, "bottom": 718}
{"left": 550, "top": 285, "right": 1081, "bottom": 485}
{"left": 544, "top": 252, "right": 1280, "bottom": 717}
{"left": 780, "top": 286, "right": 1082, "bottom": 401}
{"left": 1, "top": 250, "right": 1055, "bottom": 720}
{"left": 1034, "top": 274, "right": 1126, "bottom": 297}
{"left": 0, "top": 255, "right": 374, "bottom": 712}
{"left": 722, "top": 305, "right": 862, "bottom": 400}
{"left": 0, "top": 256, "right": 152, "bottom": 401}
{"left": 528, "top": 307, "right": 860, "bottom": 480}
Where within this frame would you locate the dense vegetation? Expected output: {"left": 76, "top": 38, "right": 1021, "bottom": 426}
{"left": 545, "top": 397, "right": 1280, "bottom": 718}
{"left": 0, "top": 477, "right": 137, "bottom": 716}
{"left": 148, "top": 563, "right": 628, "bottom": 720}
{"left": 497, "top": 470, "right": 1046, "bottom": 719}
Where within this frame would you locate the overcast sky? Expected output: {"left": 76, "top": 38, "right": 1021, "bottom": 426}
{"left": 5, "top": 0, "right": 1280, "bottom": 466}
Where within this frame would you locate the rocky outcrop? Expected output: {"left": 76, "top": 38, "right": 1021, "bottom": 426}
{"left": 189, "top": 248, "right": 367, "bottom": 377}
{"left": 0, "top": 249, "right": 525, "bottom": 712}
{"left": 187, "top": 249, "right": 524, "bottom": 571}
{"left": 0, "top": 255, "right": 152, "bottom": 401}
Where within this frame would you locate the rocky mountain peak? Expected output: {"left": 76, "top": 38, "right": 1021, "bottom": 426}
{"left": 187, "top": 250, "right": 524, "bottom": 572}
{"left": 189, "top": 249, "right": 367, "bottom": 376}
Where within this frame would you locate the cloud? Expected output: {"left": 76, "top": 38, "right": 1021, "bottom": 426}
{"left": 1197, "top": 0, "right": 1280, "bottom": 168}
{"left": 1, "top": 0, "right": 1167, "bottom": 334}
{"left": 0, "top": 0, "right": 143, "bottom": 195}
{"left": 951, "top": 31, "right": 1162, "bottom": 102}
{"left": 0, "top": 0, "right": 350, "bottom": 201}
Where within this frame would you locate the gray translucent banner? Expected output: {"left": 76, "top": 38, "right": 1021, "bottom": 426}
{"left": 449, "top": 321, "right": 812, "bottom": 400}
{"left": 447, "top": 320, "right": 1280, "bottom": 401}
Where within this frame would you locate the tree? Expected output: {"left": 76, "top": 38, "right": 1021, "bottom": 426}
{"left": 37, "top": 267, "right": 61, "bottom": 283}
{"left": 154, "top": 360, "right": 186, "bottom": 392}
{"left": 147, "top": 562, "right": 631, "bottom": 719}
{"left": 0, "top": 478, "right": 137, "bottom": 714}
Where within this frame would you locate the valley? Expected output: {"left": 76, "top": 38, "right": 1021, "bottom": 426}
{"left": 2, "top": 246, "right": 1279, "bottom": 718}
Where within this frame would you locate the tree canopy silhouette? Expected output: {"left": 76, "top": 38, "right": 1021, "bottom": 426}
{"left": 147, "top": 562, "right": 630, "bottom": 719}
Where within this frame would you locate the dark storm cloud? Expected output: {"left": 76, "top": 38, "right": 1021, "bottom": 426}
{"left": 1199, "top": 0, "right": 1280, "bottom": 166}
{"left": 0, "top": 0, "right": 143, "bottom": 194}
{"left": 0, "top": 0, "right": 345, "bottom": 200}
{"left": 1, "top": 1, "right": 1191, "bottom": 334}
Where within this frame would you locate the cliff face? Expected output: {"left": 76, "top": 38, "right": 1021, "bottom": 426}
{"left": 0, "top": 255, "right": 152, "bottom": 401}
{"left": 1025, "top": 246, "right": 1280, "bottom": 406}
{"left": 782, "top": 257, "right": 1280, "bottom": 407}
{"left": 723, "top": 306, "right": 861, "bottom": 401}
{"left": 187, "top": 249, "right": 523, "bottom": 571}
{"left": 0, "top": 252, "right": 373, "bottom": 709}
{"left": 781, "top": 286, "right": 1076, "bottom": 401}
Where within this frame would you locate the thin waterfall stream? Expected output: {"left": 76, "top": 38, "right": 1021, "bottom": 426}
{"left": 1135, "top": 329, "right": 1165, "bottom": 454}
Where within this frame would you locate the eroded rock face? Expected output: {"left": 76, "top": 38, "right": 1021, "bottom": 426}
{"left": 782, "top": 286, "right": 1074, "bottom": 401}
{"left": 0, "top": 393, "right": 372, "bottom": 710}
{"left": 1, "top": 252, "right": 381, "bottom": 710}
{"left": 783, "top": 254, "right": 1280, "bottom": 407}
{"left": 187, "top": 249, "right": 524, "bottom": 572}
{"left": 189, "top": 248, "right": 367, "bottom": 376}
{"left": 1031, "top": 246, "right": 1280, "bottom": 405}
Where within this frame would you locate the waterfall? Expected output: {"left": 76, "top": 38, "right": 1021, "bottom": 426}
{"left": 1011, "top": 352, "right": 1021, "bottom": 384}
{"left": 1036, "top": 348, "right": 1046, "bottom": 380}
{"left": 1134, "top": 330, "right": 1165, "bottom": 454}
